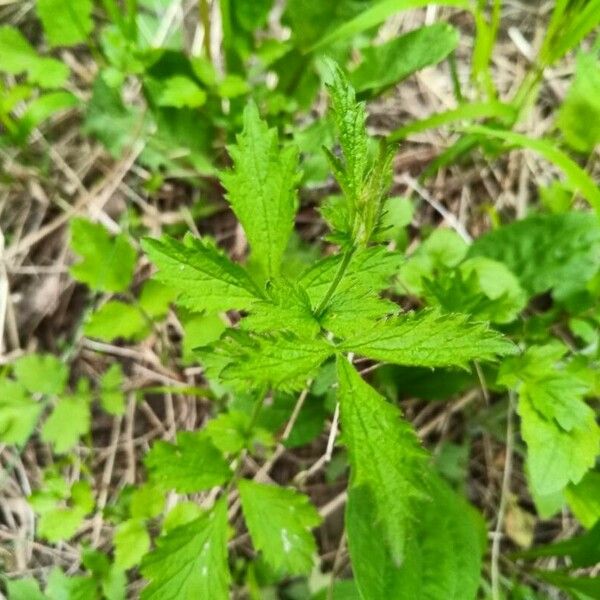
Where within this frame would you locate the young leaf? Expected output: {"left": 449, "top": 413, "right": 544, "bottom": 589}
{"left": 339, "top": 309, "right": 514, "bottom": 369}
{"left": 4, "top": 577, "right": 46, "bottom": 600}
{"left": 114, "top": 518, "right": 151, "bottom": 570}
{"left": 142, "top": 235, "right": 262, "bottom": 311}
{"left": 84, "top": 301, "right": 149, "bottom": 342}
{"left": 566, "top": 471, "right": 600, "bottom": 529}
{"left": 220, "top": 102, "right": 300, "bottom": 277}
{"left": 0, "top": 379, "right": 43, "bottom": 445}
{"left": 326, "top": 65, "right": 368, "bottom": 215}
{"left": 13, "top": 353, "right": 68, "bottom": 395}
{"left": 346, "top": 476, "right": 485, "bottom": 600}
{"left": 140, "top": 499, "right": 230, "bottom": 600}
{"left": 0, "top": 26, "right": 69, "bottom": 88}
{"left": 41, "top": 383, "right": 91, "bottom": 453}
{"left": 337, "top": 358, "right": 429, "bottom": 564}
{"left": 351, "top": 23, "right": 459, "bottom": 93}
{"left": 37, "top": 0, "right": 93, "bottom": 47}
{"left": 100, "top": 363, "right": 125, "bottom": 416}
{"left": 45, "top": 568, "right": 98, "bottom": 600}
{"left": 70, "top": 218, "right": 136, "bottom": 293}
{"left": 145, "top": 432, "right": 232, "bottom": 493}
{"left": 238, "top": 480, "right": 322, "bottom": 575}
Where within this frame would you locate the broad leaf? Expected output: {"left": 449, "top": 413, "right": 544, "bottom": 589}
{"left": 351, "top": 23, "right": 459, "bottom": 93}
{"left": 337, "top": 358, "right": 428, "bottom": 563}
{"left": 142, "top": 235, "right": 262, "bottom": 311}
{"left": 339, "top": 309, "right": 514, "bottom": 368}
{"left": 41, "top": 384, "right": 91, "bottom": 453}
{"left": 13, "top": 353, "right": 68, "bottom": 395}
{"left": 114, "top": 518, "right": 150, "bottom": 570}
{"left": 0, "top": 26, "right": 69, "bottom": 88}
{"left": 70, "top": 218, "right": 136, "bottom": 293}
{"left": 469, "top": 212, "right": 600, "bottom": 300}
{"left": 145, "top": 432, "right": 232, "bottom": 493}
{"left": 238, "top": 480, "right": 322, "bottom": 575}
{"left": 0, "top": 379, "right": 42, "bottom": 445}
{"left": 557, "top": 53, "right": 600, "bottom": 153}
{"left": 200, "top": 330, "right": 334, "bottom": 392}
{"left": 37, "top": 0, "right": 93, "bottom": 47}
{"left": 220, "top": 102, "right": 300, "bottom": 277}
{"left": 500, "top": 345, "right": 600, "bottom": 496}
{"left": 346, "top": 476, "right": 485, "bottom": 600}
{"left": 141, "top": 499, "right": 230, "bottom": 600}
{"left": 84, "top": 301, "right": 148, "bottom": 342}
{"left": 566, "top": 471, "right": 600, "bottom": 529}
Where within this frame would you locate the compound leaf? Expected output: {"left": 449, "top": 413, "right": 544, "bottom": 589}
{"left": 337, "top": 358, "right": 428, "bottom": 564}
{"left": 141, "top": 499, "right": 230, "bottom": 600}
{"left": 239, "top": 480, "right": 322, "bottom": 575}
{"left": 220, "top": 102, "right": 300, "bottom": 277}
{"left": 142, "top": 235, "right": 262, "bottom": 312}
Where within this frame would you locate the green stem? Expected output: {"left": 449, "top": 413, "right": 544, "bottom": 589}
{"left": 314, "top": 247, "right": 355, "bottom": 318}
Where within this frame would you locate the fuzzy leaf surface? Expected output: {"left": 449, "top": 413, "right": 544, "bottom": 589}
{"left": 142, "top": 235, "right": 262, "bottom": 311}
{"left": 339, "top": 309, "right": 514, "bottom": 368}
{"left": 337, "top": 358, "right": 428, "bottom": 563}
{"left": 239, "top": 480, "right": 322, "bottom": 575}
{"left": 220, "top": 102, "right": 300, "bottom": 277}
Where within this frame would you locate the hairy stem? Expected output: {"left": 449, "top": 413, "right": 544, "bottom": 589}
{"left": 314, "top": 247, "right": 356, "bottom": 318}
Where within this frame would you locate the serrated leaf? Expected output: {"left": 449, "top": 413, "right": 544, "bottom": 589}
{"left": 351, "top": 23, "right": 459, "bottom": 94}
{"left": 114, "top": 518, "right": 150, "bottom": 570}
{"left": 242, "top": 278, "right": 320, "bottom": 337}
{"left": 41, "top": 385, "right": 91, "bottom": 453}
{"left": 84, "top": 301, "right": 149, "bottom": 342}
{"left": 0, "top": 379, "right": 42, "bottom": 445}
{"left": 337, "top": 358, "right": 429, "bottom": 563}
{"left": 299, "top": 245, "right": 403, "bottom": 309}
{"left": 205, "top": 411, "right": 272, "bottom": 454}
{"left": 519, "top": 398, "right": 599, "bottom": 496}
{"left": 100, "top": 364, "right": 125, "bottom": 416}
{"left": 37, "top": 0, "right": 93, "bottom": 47}
{"left": 202, "top": 331, "right": 334, "bottom": 392}
{"left": 4, "top": 577, "right": 46, "bottom": 600}
{"left": 326, "top": 65, "right": 368, "bottom": 214}
{"left": 13, "top": 353, "right": 68, "bottom": 395}
{"left": 142, "top": 235, "right": 262, "bottom": 311}
{"left": 500, "top": 345, "right": 600, "bottom": 497}
{"left": 339, "top": 309, "right": 514, "bottom": 369}
{"left": 0, "top": 26, "right": 69, "bottom": 88}
{"left": 140, "top": 499, "right": 230, "bottom": 600}
{"left": 346, "top": 476, "right": 485, "bottom": 600}
{"left": 469, "top": 212, "right": 600, "bottom": 300}
{"left": 145, "top": 432, "right": 231, "bottom": 493}
{"left": 220, "top": 102, "right": 300, "bottom": 277}
{"left": 238, "top": 480, "right": 322, "bottom": 575}
{"left": 70, "top": 218, "right": 136, "bottom": 293}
